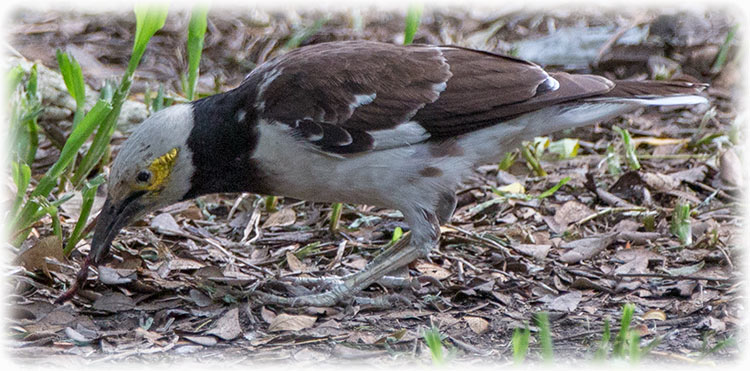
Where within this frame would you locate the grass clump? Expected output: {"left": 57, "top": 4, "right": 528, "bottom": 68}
{"left": 7, "top": 4, "right": 168, "bottom": 251}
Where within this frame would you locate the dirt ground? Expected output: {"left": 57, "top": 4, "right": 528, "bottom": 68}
{"left": 5, "top": 5, "right": 744, "bottom": 367}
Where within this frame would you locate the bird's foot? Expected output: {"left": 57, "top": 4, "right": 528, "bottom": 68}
{"left": 274, "top": 274, "right": 415, "bottom": 290}
{"left": 257, "top": 274, "right": 416, "bottom": 307}
{"left": 254, "top": 228, "right": 432, "bottom": 308}
{"left": 254, "top": 288, "right": 411, "bottom": 308}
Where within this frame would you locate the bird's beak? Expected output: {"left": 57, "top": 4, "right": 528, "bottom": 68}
{"left": 89, "top": 191, "right": 147, "bottom": 265}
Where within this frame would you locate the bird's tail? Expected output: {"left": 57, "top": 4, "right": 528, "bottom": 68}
{"left": 520, "top": 77, "right": 709, "bottom": 138}
{"left": 585, "top": 78, "right": 709, "bottom": 106}
{"left": 458, "top": 77, "right": 708, "bottom": 165}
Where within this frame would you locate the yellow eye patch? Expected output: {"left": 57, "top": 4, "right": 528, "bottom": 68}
{"left": 143, "top": 147, "right": 179, "bottom": 191}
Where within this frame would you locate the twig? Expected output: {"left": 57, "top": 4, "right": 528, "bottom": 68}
{"left": 613, "top": 272, "right": 732, "bottom": 282}
{"left": 685, "top": 180, "right": 741, "bottom": 203}
{"left": 576, "top": 206, "right": 652, "bottom": 225}
{"left": 325, "top": 240, "right": 347, "bottom": 271}
{"left": 444, "top": 225, "right": 513, "bottom": 257}
{"left": 638, "top": 154, "right": 710, "bottom": 160}
{"left": 447, "top": 335, "right": 493, "bottom": 356}
{"left": 649, "top": 350, "right": 717, "bottom": 366}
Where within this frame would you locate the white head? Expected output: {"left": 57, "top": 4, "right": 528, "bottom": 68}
{"left": 90, "top": 104, "right": 195, "bottom": 264}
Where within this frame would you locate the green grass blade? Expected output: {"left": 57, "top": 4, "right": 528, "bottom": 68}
{"left": 7, "top": 65, "right": 24, "bottom": 93}
{"left": 511, "top": 323, "right": 530, "bottom": 364}
{"left": 613, "top": 126, "right": 641, "bottom": 170}
{"left": 329, "top": 202, "right": 343, "bottom": 233}
{"left": 389, "top": 226, "right": 404, "bottom": 245}
{"left": 628, "top": 331, "right": 641, "bottom": 364}
{"left": 26, "top": 63, "right": 38, "bottom": 97}
{"left": 9, "top": 161, "right": 32, "bottom": 221}
{"left": 423, "top": 326, "right": 445, "bottom": 365}
{"left": 497, "top": 151, "right": 516, "bottom": 171}
{"left": 129, "top": 3, "right": 169, "bottom": 77}
{"left": 186, "top": 4, "right": 208, "bottom": 101}
{"left": 534, "top": 312, "right": 554, "bottom": 362}
{"left": 284, "top": 17, "right": 328, "bottom": 50}
{"left": 74, "top": 6, "right": 167, "bottom": 185}
{"left": 265, "top": 195, "right": 278, "bottom": 212}
{"left": 613, "top": 303, "right": 635, "bottom": 358}
{"left": 699, "top": 336, "right": 736, "bottom": 360}
{"left": 45, "top": 203, "right": 63, "bottom": 242}
{"left": 403, "top": 4, "right": 423, "bottom": 45}
{"left": 15, "top": 64, "right": 41, "bottom": 166}
{"left": 12, "top": 99, "right": 113, "bottom": 244}
{"left": 521, "top": 143, "right": 547, "bottom": 177}
{"left": 711, "top": 24, "right": 738, "bottom": 74}
{"left": 63, "top": 174, "right": 105, "bottom": 256}
{"left": 31, "top": 100, "right": 113, "bottom": 198}
{"left": 670, "top": 200, "right": 692, "bottom": 246}
{"left": 56, "top": 50, "right": 87, "bottom": 127}
{"left": 536, "top": 176, "right": 570, "bottom": 199}
{"left": 594, "top": 317, "right": 611, "bottom": 360}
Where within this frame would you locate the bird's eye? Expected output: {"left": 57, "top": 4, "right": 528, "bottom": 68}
{"left": 136, "top": 170, "right": 152, "bottom": 183}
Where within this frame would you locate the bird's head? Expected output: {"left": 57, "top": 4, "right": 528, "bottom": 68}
{"left": 90, "top": 104, "right": 195, "bottom": 265}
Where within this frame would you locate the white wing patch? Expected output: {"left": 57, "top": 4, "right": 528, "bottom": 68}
{"left": 540, "top": 75, "right": 560, "bottom": 92}
{"left": 371, "top": 121, "right": 431, "bottom": 150}
{"left": 350, "top": 93, "right": 377, "bottom": 111}
{"left": 255, "top": 68, "right": 283, "bottom": 110}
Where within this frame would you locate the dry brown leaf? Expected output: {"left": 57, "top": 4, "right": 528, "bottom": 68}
{"left": 464, "top": 316, "right": 489, "bottom": 334}
{"left": 415, "top": 261, "right": 452, "bottom": 280}
{"left": 374, "top": 328, "right": 407, "bottom": 344}
{"left": 97, "top": 266, "right": 137, "bottom": 285}
{"left": 206, "top": 307, "right": 241, "bottom": 340}
{"left": 263, "top": 207, "right": 297, "bottom": 228}
{"left": 342, "top": 254, "right": 368, "bottom": 270}
{"left": 183, "top": 335, "right": 218, "bottom": 346}
{"left": 698, "top": 316, "right": 726, "bottom": 332}
{"left": 641, "top": 172, "right": 680, "bottom": 192}
{"left": 15, "top": 235, "right": 64, "bottom": 274}
{"left": 510, "top": 244, "right": 551, "bottom": 259}
{"left": 260, "top": 306, "right": 277, "bottom": 324}
{"left": 150, "top": 213, "right": 183, "bottom": 235}
{"left": 286, "top": 251, "right": 308, "bottom": 272}
{"left": 92, "top": 292, "right": 135, "bottom": 313}
{"left": 643, "top": 309, "right": 667, "bottom": 321}
{"left": 720, "top": 149, "right": 742, "bottom": 187}
{"left": 167, "top": 257, "right": 205, "bottom": 271}
{"left": 189, "top": 289, "right": 213, "bottom": 307}
{"left": 268, "top": 313, "right": 317, "bottom": 332}
{"left": 180, "top": 205, "right": 204, "bottom": 220}
{"left": 559, "top": 233, "right": 618, "bottom": 263}
{"left": 547, "top": 291, "right": 583, "bottom": 312}
{"left": 670, "top": 165, "right": 708, "bottom": 184}
{"left": 614, "top": 248, "right": 664, "bottom": 274}
{"left": 554, "top": 200, "right": 594, "bottom": 227}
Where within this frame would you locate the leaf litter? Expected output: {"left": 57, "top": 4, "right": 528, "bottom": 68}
{"left": 6, "top": 6, "right": 742, "bottom": 366}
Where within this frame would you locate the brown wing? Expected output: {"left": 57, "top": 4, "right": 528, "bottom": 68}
{"left": 248, "top": 40, "right": 613, "bottom": 154}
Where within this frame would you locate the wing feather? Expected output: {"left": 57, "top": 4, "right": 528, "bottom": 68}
{"left": 245, "top": 40, "right": 617, "bottom": 154}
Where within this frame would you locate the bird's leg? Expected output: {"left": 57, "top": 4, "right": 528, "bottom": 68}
{"left": 256, "top": 209, "right": 441, "bottom": 307}
{"left": 279, "top": 274, "right": 414, "bottom": 290}
{"left": 276, "top": 234, "right": 415, "bottom": 288}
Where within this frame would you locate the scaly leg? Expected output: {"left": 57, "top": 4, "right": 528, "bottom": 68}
{"left": 256, "top": 209, "right": 441, "bottom": 307}
{"left": 274, "top": 234, "right": 415, "bottom": 288}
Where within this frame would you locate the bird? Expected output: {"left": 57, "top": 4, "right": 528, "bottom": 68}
{"left": 67, "top": 40, "right": 707, "bottom": 306}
